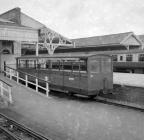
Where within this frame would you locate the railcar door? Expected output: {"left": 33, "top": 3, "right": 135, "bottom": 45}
{"left": 49, "top": 59, "right": 64, "bottom": 89}
{"left": 88, "top": 56, "right": 102, "bottom": 93}
{"left": 79, "top": 59, "right": 88, "bottom": 94}
{"left": 63, "top": 59, "right": 80, "bottom": 93}
{"left": 101, "top": 56, "right": 113, "bottom": 90}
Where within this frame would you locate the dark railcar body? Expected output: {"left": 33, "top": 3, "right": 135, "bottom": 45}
{"left": 16, "top": 54, "right": 113, "bottom": 96}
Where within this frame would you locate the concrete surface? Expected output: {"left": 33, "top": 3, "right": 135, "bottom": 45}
{"left": 0, "top": 74, "right": 144, "bottom": 140}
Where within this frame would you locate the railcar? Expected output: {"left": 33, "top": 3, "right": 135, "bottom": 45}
{"left": 16, "top": 54, "right": 113, "bottom": 97}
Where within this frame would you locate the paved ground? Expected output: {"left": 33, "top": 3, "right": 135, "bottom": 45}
{"left": 100, "top": 85, "right": 144, "bottom": 107}
{"left": 1, "top": 75, "right": 144, "bottom": 140}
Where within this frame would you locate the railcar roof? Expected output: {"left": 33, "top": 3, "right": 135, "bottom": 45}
{"left": 17, "top": 54, "right": 111, "bottom": 59}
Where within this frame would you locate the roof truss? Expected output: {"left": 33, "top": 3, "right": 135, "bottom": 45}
{"left": 38, "top": 27, "right": 74, "bottom": 55}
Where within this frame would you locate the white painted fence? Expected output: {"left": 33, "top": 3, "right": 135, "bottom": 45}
{"left": 113, "top": 72, "right": 144, "bottom": 87}
{"left": 4, "top": 65, "right": 49, "bottom": 97}
{"left": 0, "top": 79, "right": 12, "bottom": 103}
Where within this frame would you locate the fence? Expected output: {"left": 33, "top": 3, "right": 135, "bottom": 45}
{"left": 113, "top": 72, "right": 144, "bottom": 88}
{"left": 0, "top": 78, "right": 12, "bottom": 103}
{"left": 3, "top": 65, "right": 49, "bottom": 97}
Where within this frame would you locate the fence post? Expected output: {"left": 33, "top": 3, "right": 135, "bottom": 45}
{"left": 8, "top": 87, "right": 12, "bottom": 103}
{"left": 25, "top": 75, "right": 28, "bottom": 87}
{"left": 36, "top": 78, "right": 38, "bottom": 92}
{"left": 4, "top": 61, "right": 6, "bottom": 76}
{"left": 17, "top": 71, "right": 19, "bottom": 83}
{"left": 0, "top": 81, "right": 3, "bottom": 96}
{"left": 9, "top": 69, "right": 12, "bottom": 80}
{"left": 45, "top": 76, "right": 49, "bottom": 97}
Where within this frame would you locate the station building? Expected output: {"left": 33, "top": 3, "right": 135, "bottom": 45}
{"left": 55, "top": 32, "right": 144, "bottom": 73}
{"left": 0, "top": 7, "right": 73, "bottom": 70}
{"left": 1, "top": 7, "right": 144, "bottom": 74}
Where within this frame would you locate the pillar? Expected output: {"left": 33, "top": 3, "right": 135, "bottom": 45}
{"left": 36, "top": 42, "right": 39, "bottom": 56}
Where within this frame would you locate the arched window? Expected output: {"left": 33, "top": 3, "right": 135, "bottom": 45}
{"left": 2, "top": 49, "right": 11, "bottom": 54}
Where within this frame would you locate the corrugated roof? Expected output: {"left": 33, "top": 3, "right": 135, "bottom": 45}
{"left": 138, "top": 35, "right": 144, "bottom": 43}
{"left": 72, "top": 32, "right": 133, "bottom": 47}
{"left": 0, "top": 17, "right": 35, "bottom": 29}
{"left": 0, "top": 18, "right": 14, "bottom": 23}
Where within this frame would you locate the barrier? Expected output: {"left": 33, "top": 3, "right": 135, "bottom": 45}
{"left": 0, "top": 79, "right": 12, "bottom": 103}
{"left": 3, "top": 65, "right": 49, "bottom": 97}
{"left": 113, "top": 72, "right": 144, "bottom": 88}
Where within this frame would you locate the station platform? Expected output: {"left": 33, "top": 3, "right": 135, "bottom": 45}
{"left": 0, "top": 74, "right": 64, "bottom": 140}
{"left": 0, "top": 73, "right": 144, "bottom": 140}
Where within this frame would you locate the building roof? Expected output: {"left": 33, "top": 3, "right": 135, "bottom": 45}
{"left": 72, "top": 32, "right": 141, "bottom": 47}
{"left": 0, "top": 17, "right": 19, "bottom": 26}
{"left": 138, "top": 35, "right": 144, "bottom": 43}
{"left": 0, "top": 17, "right": 34, "bottom": 30}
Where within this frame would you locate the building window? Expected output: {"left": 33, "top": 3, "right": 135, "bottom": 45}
{"left": 120, "top": 56, "right": 123, "bottom": 61}
{"left": 38, "top": 29, "right": 41, "bottom": 36}
{"left": 139, "top": 54, "right": 144, "bottom": 61}
{"left": 2, "top": 49, "right": 11, "bottom": 54}
{"left": 112, "top": 55, "right": 117, "bottom": 61}
{"left": 2, "top": 41, "right": 14, "bottom": 54}
{"left": 126, "top": 54, "right": 133, "bottom": 61}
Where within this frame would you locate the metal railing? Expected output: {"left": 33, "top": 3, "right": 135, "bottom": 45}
{"left": 3, "top": 65, "right": 49, "bottom": 97}
{"left": 0, "top": 78, "right": 12, "bottom": 103}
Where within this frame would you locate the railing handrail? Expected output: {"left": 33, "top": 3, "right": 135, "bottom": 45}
{"left": 5, "top": 65, "right": 49, "bottom": 84}
{"left": 3, "top": 64, "right": 49, "bottom": 97}
{"left": 0, "top": 78, "right": 12, "bottom": 87}
{"left": 0, "top": 77, "right": 13, "bottom": 103}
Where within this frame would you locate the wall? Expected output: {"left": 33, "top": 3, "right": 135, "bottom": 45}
{"left": 123, "top": 35, "right": 141, "bottom": 46}
{"left": 21, "top": 13, "right": 44, "bottom": 29}
{"left": 0, "top": 41, "right": 21, "bottom": 70}
{"left": 0, "top": 25, "right": 38, "bottom": 42}
{"left": 0, "top": 8, "right": 21, "bottom": 24}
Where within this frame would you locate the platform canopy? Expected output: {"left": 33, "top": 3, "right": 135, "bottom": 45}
{"left": 38, "top": 26, "right": 74, "bottom": 55}
{"left": 0, "top": 18, "right": 38, "bottom": 42}
{"left": 0, "top": 7, "right": 75, "bottom": 55}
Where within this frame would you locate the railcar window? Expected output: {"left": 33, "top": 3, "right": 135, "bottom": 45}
{"left": 59, "top": 61, "right": 63, "bottom": 70}
{"left": 19, "top": 60, "right": 26, "bottom": 68}
{"left": 101, "top": 58, "right": 111, "bottom": 73}
{"left": 40, "top": 63, "right": 46, "bottom": 69}
{"left": 27, "top": 60, "right": 35, "bottom": 68}
{"left": 80, "top": 60, "right": 87, "bottom": 72}
{"left": 63, "top": 61, "right": 72, "bottom": 71}
{"left": 52, "top": 60, "right": 60, "bottom": 70}
{"left": 46, "top": 60, "right": 51, "bottom": 69}
{"left": 72, "top": 61, "right": 80, "bottom": 71}
{"left": 139, "top": 54, "right": 144, "bottom": 61}
{"left": 90, "top": 60, "right": 100, "bottom": 73}
{"left": 120, "top": 56, "right": 123, "bottom": 61}
{"left": 126, "top": 54, "right": 133, "bottom": 61}
{"left": 112, "top": 55, "right": 117, "bottom": 61}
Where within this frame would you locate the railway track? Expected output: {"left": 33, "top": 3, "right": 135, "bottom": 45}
{"left": 95, "top": 96, "right": 144, "bottom": 112}
{"left": 0, "top": 113, "right": 52, "bottom": 140}
{"left": 51, "top": 91, "right": 144, "bottom": 112}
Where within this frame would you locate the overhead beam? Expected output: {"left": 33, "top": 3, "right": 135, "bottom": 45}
{"left": 38, "top": 27, "right": 74, "bottom": 55}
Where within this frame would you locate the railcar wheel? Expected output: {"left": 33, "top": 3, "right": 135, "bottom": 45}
{"left": 88, "top": 95, "right": 97, "bottom": 99}
{"left": 99, "top": 89, "right": 108, "bottom": 94}
{"left": 67, "top": 92, "right": 74, "bottom": 96}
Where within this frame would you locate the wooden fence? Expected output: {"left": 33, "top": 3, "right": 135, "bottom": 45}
{"left": 3, "top": 65, "right": 49, "bottom": 97}
{"left": 0, "top": 78, "right": 12, "bottom": 103}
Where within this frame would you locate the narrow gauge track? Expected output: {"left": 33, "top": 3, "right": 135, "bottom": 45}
{"left": 50, "top": 91, "right": 144, "bottom": 112}
{"left": 0, "top": 126, "right": 20, "bottom": 140}
{"left": 0, "top": 113, "right": 52, "bottom": 140}
{"left": 95, "top": 97, "right": 144, "bottom": 112}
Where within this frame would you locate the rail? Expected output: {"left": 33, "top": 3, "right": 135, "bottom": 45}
{"left": 0, "top": 113, "right": 52, "bottom": 140}
{"left": 3, "top": 65, "right": 49, "bottom": 97}
{"left": 0, "top": 126, "right": 20, "bottom": 140}
{"left": 0, "top": 78, "right": 12, "bottom": 104}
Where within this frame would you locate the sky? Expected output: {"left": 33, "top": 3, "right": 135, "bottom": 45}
{"left": 0, "top": 0, "right": 144, "bottom": 39}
